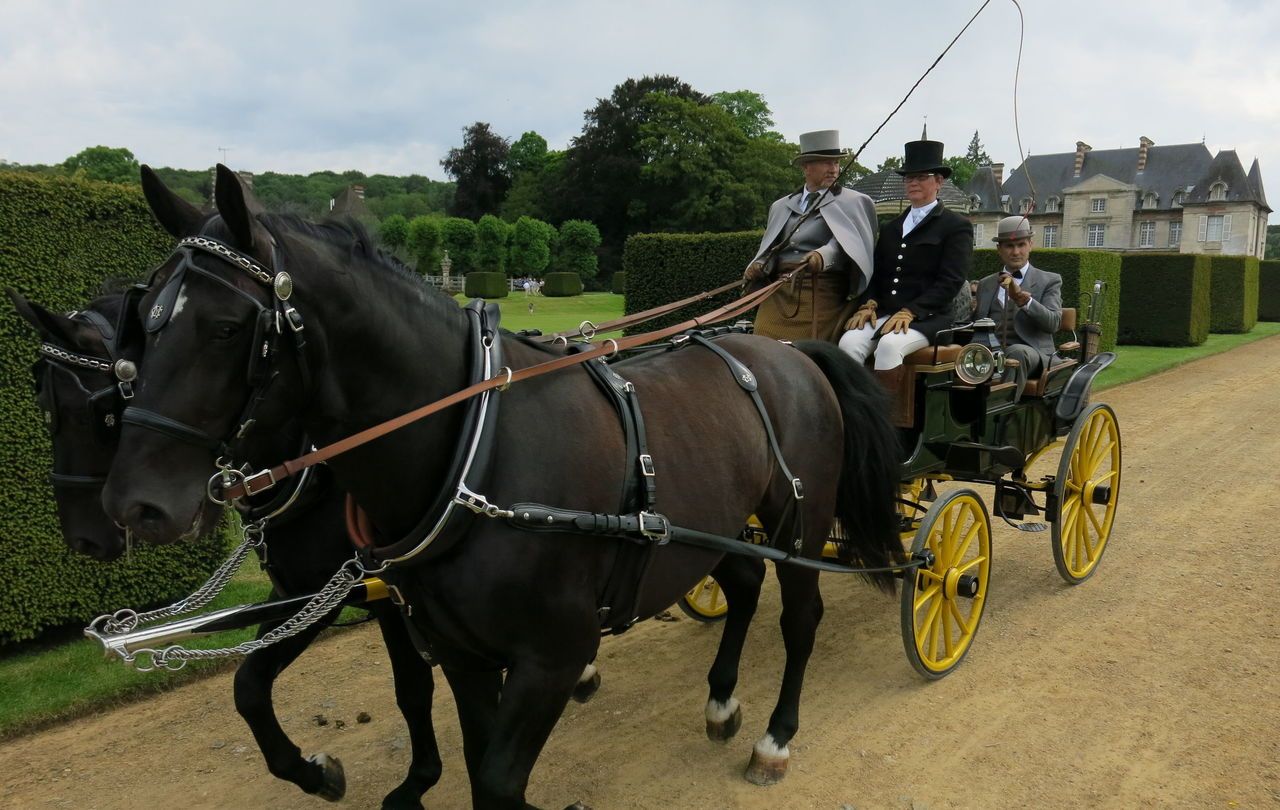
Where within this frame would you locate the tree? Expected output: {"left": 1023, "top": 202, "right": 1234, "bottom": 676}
{"left": 440, "top": 217, "right": 479, "bottom": 273}
{"left": 944, "top": 156, "right": 978, "bottom": 189}
{"left": 406, "top": 215, "right": 443, "bottom": 273}
{"left": 440, "top": 122, "right": 511, "bottom": 219}
{"left": 508, "top": 216, "right": 554, "bottom": 278}
{"left": 876, "top": 156, "right": 903, "bottom": 173}
{"left": 62, "top": 146, "right": 139, "bottom": 184}
{"left": 557, "top": 220, "right": 601, "bottom": 280}
{"left": 508, "top": 132, "right": 549, "bottom": 175}
{"left": 965, "top": 130, "right": 992, "bottom": 165}
{"left": 475, "top": 214, "right": 512, "bottom": 273}
{"left": 379, "top": 214, "right": 409, "bottom": 252}
{"left": 711, "top": 90, "right": 780, "bottom": 140}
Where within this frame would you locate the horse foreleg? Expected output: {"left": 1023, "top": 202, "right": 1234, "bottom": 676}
{"left": 745, "top": 564, "right": 823, "bottom": 787}
{"left": 233, "top": 616, "right": 346, "bottom": 801}
{"left": 441, "top": 662, "right": 503, "bottom": 807}
{"left": 702, "top": 555, "right": 766, "bottom": 742}
{"left": 570, "top": 661, "right": 601, "bottom": 704}
{"left": 472, "top": 659, "right": 586, "bottom": 810}
{"left": 373, "top": 607, "right": 442, "bottom": 809}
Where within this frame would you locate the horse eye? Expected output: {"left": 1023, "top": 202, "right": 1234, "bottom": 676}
{"left": 214, "top": 322, "right": 241, "bottom": 340}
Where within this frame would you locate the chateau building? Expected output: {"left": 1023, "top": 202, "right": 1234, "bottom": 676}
{"left": 965, "top": 138, "right": 1270, "bottom": 258}
{"left": 849, "top": 169, "right": 973, "bottom": 217}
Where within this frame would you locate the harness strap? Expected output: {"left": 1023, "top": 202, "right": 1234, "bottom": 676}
{"left": 689, "top": 334, "right": 806, "bottom": 551}
{"left": 122, "top": 406, "right": 224, "bottom": 451}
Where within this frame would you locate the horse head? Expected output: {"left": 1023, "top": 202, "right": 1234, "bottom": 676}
{"left": 9, "top": 287, "right": 140, "bottom": 560}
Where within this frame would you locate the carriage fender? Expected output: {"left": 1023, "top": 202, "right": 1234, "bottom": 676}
{"left": 1054, "top": 351, "right": 1116, "bottom": 423}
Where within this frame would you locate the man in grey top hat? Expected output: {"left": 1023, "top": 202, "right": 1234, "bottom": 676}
{"left": 974, "top": 214, "right": 1063, "bottom": 400}
{"left": 743, "top": 129, "right": 878, "bottom": 342}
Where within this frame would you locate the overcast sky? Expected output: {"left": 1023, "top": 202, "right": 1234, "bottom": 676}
{"left": 3, "top": 0, "right": 1278, "bottom": 218}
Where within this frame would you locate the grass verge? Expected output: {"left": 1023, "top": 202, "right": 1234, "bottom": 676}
{"left": 1096, "top": 322, "right": 1280, "bottom": 390}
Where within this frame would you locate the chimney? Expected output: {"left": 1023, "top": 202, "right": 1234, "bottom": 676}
{"left": 991, "top": 162, "right": 1004, "bottom": 187}
{"left": 1136, "top": 136, "right": 1154, "bottom": 172}
{"left": 352, "top": 184, "right": 365, "bottom": 199}
{"left": 1073, "top": 141, "right": 1092, "bottom": 177}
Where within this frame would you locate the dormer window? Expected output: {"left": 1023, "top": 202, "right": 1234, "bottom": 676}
{"left": 1172, "top": 190, "right": 1186, "bottom": 208}
{"left": 1142, "top": 192, "right": 1159, "bottom": 210}
{"left": 1019, "top": 197, "right": 1034, "bottom": 214}
{"left": 970, "top": 194, "right": 982, "bottom": 209}
{"left": 1209, "top": 182, "right": 1227, "bottom": 201}
{"left": 1045, "top": 196, "right": 1060, "bottom": 213}
{"left": 1000, "top": 194, "right": 1011, "bottom": 212}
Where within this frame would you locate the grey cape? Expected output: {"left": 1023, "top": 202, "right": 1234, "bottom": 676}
{"left": 750, "top": 186, "right": 878, "bottom": 295}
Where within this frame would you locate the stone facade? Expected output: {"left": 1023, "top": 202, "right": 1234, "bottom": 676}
{"left": 964, "top": 138, "right": 1271, "bottom": 257}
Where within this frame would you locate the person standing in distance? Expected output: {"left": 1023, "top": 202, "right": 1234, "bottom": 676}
{"left": 744, "top": 130, "right": 878, "bottom": 342}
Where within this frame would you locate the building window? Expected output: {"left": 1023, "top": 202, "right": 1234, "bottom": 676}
{"left": 1142, "top": 192, "right": 1158, "bottom": 210}
{"left": 1087, "top": 224, "right": 1106, "bottom": 247}
{"left": 1045, "top": 196, "right": 1060, "bottom": 213}
{"left": 1091, "top": 197, "right": 1106, "bottom": 213}
{"left": 1169, "top": 221, "right": 1182, "bottom": 246}
{"left": 1207, "top": 215, "right": 1223, "bottom": 241}
{"left": 1209, "top": 182, "right": 1227, "bottom": 202}
{"left": 970, "top": 194, "right": 982, "bottom": 209}
{"left": 1172, "top": 190, "right": 1186, "bottom": 208}
{"left": 973, "top": 223, "right": 985, "bottom": 243}
{"left": 1043, "top": 224, "right": 1059, "bottom": 248}
{"left": 1020, "top": 197, "right": 1034, "bottom": 214}
{"left": 1139, "top": 221, "right": 1155, "bottom": 247}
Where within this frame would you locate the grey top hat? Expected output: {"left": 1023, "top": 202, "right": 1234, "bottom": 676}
{"left": 993, "top": 215, "right": 1035, "bottom": 243}
{"left": 793, "top": 130, "right": 846, "bottom": 164}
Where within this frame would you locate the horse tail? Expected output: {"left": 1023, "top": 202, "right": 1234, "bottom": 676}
{"left": 795, "top": 340, "right": 904, "bottom": 593}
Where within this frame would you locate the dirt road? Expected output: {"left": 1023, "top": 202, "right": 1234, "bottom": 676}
{"left": 3, "top": 339, "right": 1278, "bottom": 809}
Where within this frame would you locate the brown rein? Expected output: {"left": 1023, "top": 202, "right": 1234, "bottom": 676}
{"left": 535, "top": 278, "right": 743, "bottom": 342}
{"left": 223, "top": 274, "right": 788, "bottom": 502}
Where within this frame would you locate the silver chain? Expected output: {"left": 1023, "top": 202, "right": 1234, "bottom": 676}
{"left": 128, "top": 557, "right": 364, "bottom": 672}
{"left": 89, "top": 521, "right": 267, "bottom": 636}
{"left": 179, "top": 236, "right": 274, "bottom": 285}
{"left": 39, "top": 342, "right": 112, "bottom": 372}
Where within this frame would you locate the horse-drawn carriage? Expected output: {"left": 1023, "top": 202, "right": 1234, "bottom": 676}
{"left": 682, "top": 292, "right": 1120, "bottom": 679}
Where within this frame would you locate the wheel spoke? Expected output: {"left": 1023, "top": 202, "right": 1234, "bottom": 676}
{"left": 1084, "top": 501, "right": 1105, "bottom": 540}
{"left": 940, "top": 604, "right": 954, "bottom": 657}
{"left": 953, "top": 519, "right": 981, "bottom": 566}
{"left": 957, "top": 554, "right": 988, "bottom": 575}
{"left": 947, "top": 599, "right": 972, "bottom": 637}
{"left": 914, "top": 583, "right": 941, "bottom": 613}
{"left": 1087, "top": 438, "right": 1114, "bottom": 473}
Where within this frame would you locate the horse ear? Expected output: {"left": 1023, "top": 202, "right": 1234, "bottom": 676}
{"left": 214, "top": 164, "right": 270, "bottom": 251}
{"left": 7, "top": 287, "right": 80, "bottom": 345}
{"left": 141, "top": 165, "right": 204, "bottom": 237}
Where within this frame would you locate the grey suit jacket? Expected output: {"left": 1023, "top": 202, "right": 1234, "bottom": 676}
{"left": 751, "top": 186, "right": 878, "bottom": 296}
{"left": 975, "top": 262, "right": 1063, "bottom": 365}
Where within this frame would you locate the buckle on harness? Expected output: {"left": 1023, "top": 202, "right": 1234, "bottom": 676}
{"left": 242, "top": 468, "right": 279, "bottom": 497}
{"left": 638, "top": 511, "right": 669, "bottom": 543}
{"left": 283, "top": 307, "right": 305, "bottom": 333}
{"left": 792, "top": 478, "right": 805, "bottom": 500}
{"left": 639, "top": 454, "right": 656, "bottom": 477}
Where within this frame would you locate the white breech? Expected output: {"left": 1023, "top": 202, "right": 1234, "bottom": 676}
{"left": 837, "top": 314, "right": 930, "bottom": 370}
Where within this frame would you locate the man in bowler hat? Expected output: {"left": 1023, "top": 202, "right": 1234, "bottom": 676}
{"left": 744, "top": 130, "right": 879, "bottom": 342}
{"left": 973, "top": 215, "right": 1063, "bottom": 400}
{"left": 838, "top": 136, "right": 971, "bottom": 415}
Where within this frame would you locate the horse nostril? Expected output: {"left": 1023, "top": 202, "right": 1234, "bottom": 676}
{"left": 137, "top": 503, "right": 168, "bottom": 533}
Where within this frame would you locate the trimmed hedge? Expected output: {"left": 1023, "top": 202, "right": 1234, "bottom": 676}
{"left": 1117, "top": 253, "right": 1210, "bottom": 346}
{"left": 0, "top": 172, "right": 232, "bottom": 644}
{"left": 1207, "top": 255, "right": 1259, "bottom": 333}
{"left": 623, "top": 231, "right": 760, "bottom": 334}
{"left": 611, "top": 272, "right": 626, "bottom": 295}
{"left": 463, "top": 271, "right": 508, "bottom": 299}
{"left": 1260, "top": 260, "right": 1280, "bottom": 321}
{"left": 542, "top": 271, "right": 583, "bottom": 297}
{"left": 953, "top": 248, "right": 1123, "bottom": 352}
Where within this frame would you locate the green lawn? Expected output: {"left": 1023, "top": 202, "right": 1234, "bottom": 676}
{"left": 456, "top": 291, "right": 624, "bottom": 335}
{"left": 1096, "top": 322, "right": 1280, "bottom": 390}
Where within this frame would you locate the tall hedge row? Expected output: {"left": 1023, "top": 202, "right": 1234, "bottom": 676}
{"left": 1207, "top": 255, "right": 1259, "bottom": 333}
{"left": 961, "top": 248, "right": 1122, "bottom": 352}
{"left": 463, "top": 271, "right": 508, "bottom": 299}
{"left": 622, "top": 231, "right": 761, "bottom": 334}
{"left": 1117, "top": 253, "right": 1210, "bottom": 346}
{"left": 0, "top": 173, "right": 231, "bottom": 644}
{"left": 1260, "top": 260, "right": 1280, "bottom": 321}
{"left": 542, "top": 272, "right": 583, "bottom": 297}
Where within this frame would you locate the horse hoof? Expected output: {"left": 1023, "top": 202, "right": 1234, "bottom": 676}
{"left": 564, "top": 803, "right": 593, "bottom": 810}
{"left": 381, "top": 785, "right": 425, "bottom": 810}
{"left": 704, "top": 698, "right": 742, "bottom": 742}
{"left": 744, "top": 737, "right": 789, "bottom": 786}
{"left": 307, "top": 753, "right": 346, "bottom": 801}
{"left": 571, "top": 666, "right": 601, "bottom": 704}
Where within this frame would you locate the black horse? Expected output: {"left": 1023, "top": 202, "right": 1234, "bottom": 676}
{"left": 9, "top": 287, "right": 445, "bottom": 808}
{"left": 104, "top": 166, "right": 902, "bottom": 809}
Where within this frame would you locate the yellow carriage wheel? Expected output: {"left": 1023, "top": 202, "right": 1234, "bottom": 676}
{"left": 900, "top": 489, "right": 992, "bottom": 680}
{"left": 678, "top": 575, "right": 729, "bottom": 622}
{"left": 1052, "top": 402, "right": 1121, "bottom": 584}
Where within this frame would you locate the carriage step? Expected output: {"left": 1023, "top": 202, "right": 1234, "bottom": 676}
{"left": 1014, "top": 522, "right": 1049, "bottom": 533}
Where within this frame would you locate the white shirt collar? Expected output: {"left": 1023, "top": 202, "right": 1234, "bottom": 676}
{"left": 909, "top": 200, "right": 939, "bottom": 220}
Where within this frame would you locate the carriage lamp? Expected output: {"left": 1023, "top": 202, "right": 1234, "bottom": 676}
{"left": 955, "top": 343, "right": 997, "bottom": 385}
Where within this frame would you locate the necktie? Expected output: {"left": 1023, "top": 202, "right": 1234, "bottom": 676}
{"left": 803, "top": 191, "right": 817, "bottom": 211}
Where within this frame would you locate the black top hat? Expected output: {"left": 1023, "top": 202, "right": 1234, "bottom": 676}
{"left": 895, "top": 140, "right": 952, "bottom": 179}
